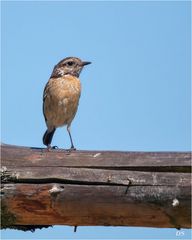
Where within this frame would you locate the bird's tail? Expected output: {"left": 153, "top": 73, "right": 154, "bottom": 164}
{"left": 43, "top": 128, "right": 56, "bottom": 146}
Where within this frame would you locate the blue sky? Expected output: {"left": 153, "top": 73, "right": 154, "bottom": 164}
{"left": 1, "top": 0, "right": 191, "bottom": 239}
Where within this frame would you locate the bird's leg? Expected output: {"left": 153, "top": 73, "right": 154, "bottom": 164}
{"left": 47, "top": 144, "right": 52, "bottom": 151}
{"left": 67, "top": 125, "right": 76, "bottom": 150}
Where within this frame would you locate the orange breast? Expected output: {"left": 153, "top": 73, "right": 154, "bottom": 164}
{"left": 43, "top": 75, "right": 81, "bottom": 128}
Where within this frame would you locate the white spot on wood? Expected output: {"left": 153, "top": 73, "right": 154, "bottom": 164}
{"left": 14, "top": 172, "right": 19, "bottom": 179}
{"left": 93, "top": 153, "right": 101, "bottom": 158}
{"left": 172, "top": 198, "right": 179, "bottom": 207}
{"left": 49, "top": 184, "right": 64, "bottom": 194}
{"left": 2, "top": 184, "right": 15, "bottom": 190}
{"left": 107, "top": 175, "right": 112, "bottom": 182}
{"left": 1, "top": 166, "right": 7, "bottom": 173}
{"left": 152, "top": 173, "right": 157, "bottom": 185}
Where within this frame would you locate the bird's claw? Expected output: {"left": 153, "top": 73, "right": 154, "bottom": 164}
{"left": 66, "top": 147, "right": 76, "bottom": 152}
{"left": 46, "top": 145, "right": 59, "bottom": 151}
{"left": 52, "top": 146, "right": 59, "bottom": 149}
{"left": 45, "top": 145, "right": 76, "bottom": 153}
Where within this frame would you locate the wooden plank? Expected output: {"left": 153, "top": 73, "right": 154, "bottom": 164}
{"left": 3, "top": 167, "right": 191, "bottom": 186}
{"left": 1, "top": 144, "right": 191, "bottom": 229}
{"left": 2, "top": 144, "right": 191, "bottom": 171}
{"left": 1, "top": 183, "right": 190, "bottom": 228}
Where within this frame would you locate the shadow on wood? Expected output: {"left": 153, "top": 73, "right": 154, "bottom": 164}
{"left": 1, "top": 144, "right": 191, "bottom": 230}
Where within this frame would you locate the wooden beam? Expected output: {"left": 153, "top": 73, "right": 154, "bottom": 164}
{"left": 1, "top": 144, "right": 191, "bottom": 230}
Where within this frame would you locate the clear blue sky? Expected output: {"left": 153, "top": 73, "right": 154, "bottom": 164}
{"left": 1, "top": 0, "right": 191, "bottom": 239}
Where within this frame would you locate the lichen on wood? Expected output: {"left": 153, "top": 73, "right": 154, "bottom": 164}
{"left": 1, "top": 201, "right": 17, "bottom": 229}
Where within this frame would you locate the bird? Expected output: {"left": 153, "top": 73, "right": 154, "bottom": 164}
{"left": 42, "top": 57, "right": 91, "bottom": 150}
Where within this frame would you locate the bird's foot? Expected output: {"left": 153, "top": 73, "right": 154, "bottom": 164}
{"left": 66, "top": 146, "right": 76, "bottom": 152}
{"left": 44, "top": 145, "right": 76, "bottom": 153}
{"left": 52, "top": 145, "right": 59, "bottom": 149}
{"left": 46, "top": 145, "right": 59, "bottom": 151}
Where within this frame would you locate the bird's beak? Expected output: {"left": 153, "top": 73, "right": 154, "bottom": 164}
{"left": 82, "top": 61, "right": 92, "bottom": 66}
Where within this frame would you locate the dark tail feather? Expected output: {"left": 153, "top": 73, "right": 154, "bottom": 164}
{"left": 43, "top": 128, "right": 56, "bottom": 146}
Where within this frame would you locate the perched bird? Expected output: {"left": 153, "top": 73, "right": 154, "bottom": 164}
{"left": 43, "top": 57, "right": 91, "bottom": 150}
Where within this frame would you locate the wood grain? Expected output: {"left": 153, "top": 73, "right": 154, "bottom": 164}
{"left": 1, "top": 144, "right": 191, "bottom": 229}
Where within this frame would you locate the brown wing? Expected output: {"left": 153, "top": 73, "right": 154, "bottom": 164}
{"left": 43, "top": 80, "right": 51, "bottom": 122}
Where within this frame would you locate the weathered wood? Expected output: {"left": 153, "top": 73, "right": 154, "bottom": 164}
{"left": 2, "top": 167, "right": 190, "bottom": 186}
{"left": 1, "top": 144, "right": 191, "bottom": 229}
{"left": 2, "top": 144, "right": 190, "bottom": 169}
{"left": 1, "top": 184, "right": 190, "bottom": 228}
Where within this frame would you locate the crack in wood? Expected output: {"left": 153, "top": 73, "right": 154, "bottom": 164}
{"left": 2, "top": 177, "right": 170, "bottom": 187}
{"left": 6, "top": 165, "right": 191, "bottom": 173}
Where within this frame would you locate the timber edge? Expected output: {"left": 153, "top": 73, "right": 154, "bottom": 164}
{"left": 1, "top": 143, "right": 192, "bottom": 231}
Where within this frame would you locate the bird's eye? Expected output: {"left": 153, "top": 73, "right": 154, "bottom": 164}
{"left": 67, "top": 61, "right": 74, "bottom": 66}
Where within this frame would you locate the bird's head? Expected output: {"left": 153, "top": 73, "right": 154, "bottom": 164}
{"left": 51, "top": 57, "right": 91, "bottom": 78}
